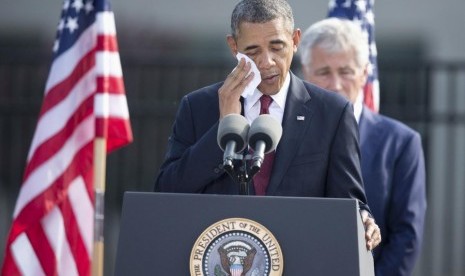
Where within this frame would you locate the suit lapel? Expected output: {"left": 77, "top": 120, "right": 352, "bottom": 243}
{"left": 267, "top": 74, "right": 313, "bottom": 195}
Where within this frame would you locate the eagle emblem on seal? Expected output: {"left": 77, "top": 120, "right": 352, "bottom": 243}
{"left": 218, "top": 240, "right": 257, "bottom": 276}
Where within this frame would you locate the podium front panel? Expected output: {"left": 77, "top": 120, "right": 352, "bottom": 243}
{"left": 115, "top": 192, "right": 373, "bottom": 275}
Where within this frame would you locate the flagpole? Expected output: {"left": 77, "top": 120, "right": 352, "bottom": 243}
{"left": 92, "top": 137, "right": 107, "bottom": 276}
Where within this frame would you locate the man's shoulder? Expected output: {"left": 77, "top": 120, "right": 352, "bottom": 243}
{"left": 185, "top": 82, "right": 223, "bottom": 100}
{"left": 363, "top": 108, "right": 421, "bottom": 141}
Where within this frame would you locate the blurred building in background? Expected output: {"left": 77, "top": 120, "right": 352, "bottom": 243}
{"left": 1, "top": 1, "right": 464, "bottom": 275}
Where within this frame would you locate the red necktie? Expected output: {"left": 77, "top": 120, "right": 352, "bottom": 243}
{"left": 253, "top": 95, "right": 275, "bottom": 195}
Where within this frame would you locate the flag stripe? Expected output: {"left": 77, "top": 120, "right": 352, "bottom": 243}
{"left": 39, "top": 49, "right": 96, "bottom": 118}
{"left": 96, "top": 76, "right": 126, "bottom": 95}
{"left": 98, "top": 117, "right": 134, "bottom": 152}
{"left": 60, "top": 195, "right": 92, "bottom": 276}
{"left": 11, "top": 233, "right": 46, "bottom": 276}
{"left": 57, "top": 170, "right": 94, "bottom": 276}
{"left": 96, "top": 12, "right": 117, "bottom": 35}
{"left": 44, "top": 13, "right": 117, "bottom": 94}
{"left": 95, "top": 93, "right": 130, "bottom": 118}
{"left": 8, "top": 142, "right": 93, "bottom": 244}
{"left": 97, "top": 35, "right": 119, "bottom": 52}
{"left": 14, "top": 116, "right": 95, "bottom": 218}
{"left": 68, "top": 176, "right": 94, "bottom": 256}
{"left": 29, "top": 68, "right": 96, "bottom": 161}
{"left": 9, "top": 143, "right": 93, "bottom": 246}
{"left": 95, "top": 52, "right": 123, "bottom": 77}
{"left": 45, "top": 24, "right": 97, "bottom": 93}
{"left": 372, "top": 79, "right": 380, "bottom": 111}
{"left": 2, "top": 249, "right": 21, "bottom": 276}
{"left": 24, "top": 96, "right": 93, "bottom": 182}
{"left": 42, "top": 207, "right": 79, "bottom": 276}
{"left": 26, "top": 224, "right": 56, "bottom": 276}
{"left": 41, "top": 33, "right": 119, "bottom": 117}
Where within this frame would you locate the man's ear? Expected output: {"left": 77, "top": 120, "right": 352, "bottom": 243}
{"left": 226, "top": 35, "right": 238, "bottom": 56}
{"left": 361, "top": 62, "right": 369, "bottom": 84}
{"left": 292, "top": 28, "right": 302, "bottom": 53}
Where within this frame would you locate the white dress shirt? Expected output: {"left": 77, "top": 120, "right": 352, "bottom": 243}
{"left": 354, "top": 91, "right": 363, "bottom": 124}
{"left": 243, "top": 72, "right": 290, "bottom": 125}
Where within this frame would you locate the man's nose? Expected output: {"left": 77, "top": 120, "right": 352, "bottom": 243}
{"left": 327, "top": 74, "right": 343, "bottom": 92}
{"left": 256, "top": 51, "right": 274, "bottom": 70}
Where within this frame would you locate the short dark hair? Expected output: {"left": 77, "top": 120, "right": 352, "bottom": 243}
{"left": 230, "top": 0, "right": 294, "bottom": 39}
{"left": 299, "top": 18, "right": 369, "bottom": 69}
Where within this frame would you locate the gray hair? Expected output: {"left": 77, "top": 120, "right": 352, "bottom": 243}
{"left": 299, "top": 18, "right": 369, "bottom": 69}
{"left": 231, "top": 0, "right": 294, "bottom": 39}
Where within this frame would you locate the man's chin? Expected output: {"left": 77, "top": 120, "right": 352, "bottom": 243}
{"left": 257, "top": 84, "right": 281, "bottom": 95}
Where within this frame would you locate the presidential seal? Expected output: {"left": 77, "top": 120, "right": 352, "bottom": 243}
{"left": 190, "top": 218, "right": 283, "bottom": 276}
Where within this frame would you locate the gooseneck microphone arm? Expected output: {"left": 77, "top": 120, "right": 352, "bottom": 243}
{"left": 250, "top": 140, "right": 266, "bottom": 171}
{"left": 217, "top": 114, "right": 251, "bottom": 195}
{"left": 222, "top": 140, "right": 236, "bottom": 170}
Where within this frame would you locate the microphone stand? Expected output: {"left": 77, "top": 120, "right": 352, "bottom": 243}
{"left": 223, "top": 153, "right": 260, "bottom": 196}
{"left": 237, "top": 161, "right": 249, "bottom": 195}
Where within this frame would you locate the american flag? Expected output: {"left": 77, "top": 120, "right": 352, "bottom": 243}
{"left": 1, "top": 0, "right": 132, "bottom": 275}
{"left": 328, "top": 0, "right": 380, "bottom": 112}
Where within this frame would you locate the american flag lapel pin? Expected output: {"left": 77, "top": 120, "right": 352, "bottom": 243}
{"left": 297, "top": 116, "right": 305, "bottom": 121}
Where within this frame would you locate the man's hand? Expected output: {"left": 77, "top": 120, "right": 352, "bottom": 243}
{"left": 218, "top": 58, "right": 254, "bottom": 119}
{"left": 361, "top": 210, "right": 381, "bottom": 250}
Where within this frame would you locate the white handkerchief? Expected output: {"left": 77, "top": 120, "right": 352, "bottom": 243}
{"left": 236, "top": 52, "right": 261, "bottom": 98}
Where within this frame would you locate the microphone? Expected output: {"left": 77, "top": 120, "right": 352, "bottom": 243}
{"left": 248, "top": 114, "right": 282, "bottom": 173}
{"left": 217, "top": 114, "right": 250, "bottom": 169}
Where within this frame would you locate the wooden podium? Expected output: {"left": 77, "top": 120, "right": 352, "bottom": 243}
{"left": 115, "top": 192, "right": 374, "bottom": 275}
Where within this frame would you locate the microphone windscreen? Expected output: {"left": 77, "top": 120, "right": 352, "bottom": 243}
{"left": 217, "top": 114, "right": 250, "bottom": 152}
{"left": 248, "top": 114, "right": 282, "bottom": 153}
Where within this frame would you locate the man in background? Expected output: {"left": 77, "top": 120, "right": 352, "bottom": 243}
{"left": 300, "top": 18, "right": 426, "bottom": 276}
{"left": 155, "top": 0, "right": 381, "bottom": 250}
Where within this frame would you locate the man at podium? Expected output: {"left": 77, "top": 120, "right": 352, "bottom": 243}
{"left": 155, "top": 0, "right": 381, "bottom": 250}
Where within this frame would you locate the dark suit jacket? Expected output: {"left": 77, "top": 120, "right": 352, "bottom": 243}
{"left": 359, "top": 106, "right": 426, "bottom": 276}
{"left": 155, "top": 73, "right": 369, "bottom": 210}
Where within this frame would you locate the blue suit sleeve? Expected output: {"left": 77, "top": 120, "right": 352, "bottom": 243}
{"left": 326, "top": 102, "right": 370, "bottom": 213}
{"left": 154, "top": 95, "right": 225, "bottom": 193}
{"left": 375, "top": 132, "right": 427, "bottom": 276}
